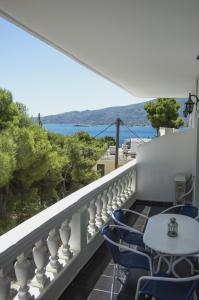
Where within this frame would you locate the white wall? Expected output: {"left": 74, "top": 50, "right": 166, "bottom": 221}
{"left": 136, "top": 130, "right": 194, "bottom": 203}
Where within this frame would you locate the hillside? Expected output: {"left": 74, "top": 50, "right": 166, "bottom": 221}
{"left": 41, "top": 98, "right": 186, "bottom": 125}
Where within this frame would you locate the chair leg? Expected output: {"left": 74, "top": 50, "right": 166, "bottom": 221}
{"left": 184, "top": 257, "right": 194, "bottom": 275}
{"left": 193, "top": 290, "right": 197, "bottom": 300}
{"left": 135, "top": 283, "right": 140, "bottom": 300}
{"left": 111, "top": 264, "right": 117, "bottom": 300}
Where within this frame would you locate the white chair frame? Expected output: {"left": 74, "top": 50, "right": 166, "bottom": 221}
{"left": 111, "top": 208, "right": 149, "bottom": 234}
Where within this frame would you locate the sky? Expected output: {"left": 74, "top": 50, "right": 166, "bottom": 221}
{"left": 0, "top": 17, "right": 151, "bottom": 117}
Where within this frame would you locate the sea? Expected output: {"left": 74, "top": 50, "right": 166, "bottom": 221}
{"left": 44, "top": 123, "right": 156, "bottom": 145}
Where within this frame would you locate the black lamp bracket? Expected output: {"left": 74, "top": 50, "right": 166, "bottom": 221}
{"left": 189, "top": 93, "right": 199, "bottom": 107}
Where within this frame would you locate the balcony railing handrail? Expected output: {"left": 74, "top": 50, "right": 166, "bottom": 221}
{"left": 0, "top": 160, "right": 136, "bottom": 267}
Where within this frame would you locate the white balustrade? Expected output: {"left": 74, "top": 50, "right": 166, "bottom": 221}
{"left": 14, "top": 254, "right": 34, "bottom": 300}
{"left": 59, "top": 218, "right": 73, "bottom": 261}
{"left": 0, "top": 269, "right": 10, "bottom": 300}
{"left": 0, "top": 160, "right": 136, "bottom": 300}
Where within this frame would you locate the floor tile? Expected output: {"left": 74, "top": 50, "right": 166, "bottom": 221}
{"left": 88, "top": 290, "right": 112, "bottom": 300}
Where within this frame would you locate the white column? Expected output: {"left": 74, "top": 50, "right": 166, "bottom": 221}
{"left": 0, "top": 269, "right": 10, "bottom": 300}
{"left": 111, "top": 182, "right": 118, "bottom": 210}
{"left": 107, "top": 186, "right": 113, "bottom": 215}
{"left": 59, "top": 218, "right": 73, "bottom": 261}
{"left": 88, "top": 199, "right": 97, "bottom": 238}
{"left": 47, "top": 229, "right": 62, "bottom": 274}
{"left": 193, "top": 112, "right": 199, "bottom": 207}
{"left": 31, "top": 240, "right": 50, "bottom": 289}
{"left": 121, "top": 176, "right": 127, "bottom": 202}
{"left": 101, "top": 189, "right": 109, "bottom": 222}
{"left": 116, "top": 179, "right": 122, "bottom": 207}
{"left": 118, "top": 178, "right": 126, "bottom": 203}
{"left": 95, "top": 194, "right": 103, "bottom": 228}
{"left": 14, "top": 254, "right": 34, "bottom": 300}
{"left": 127, "top": 170, "right": 133, "bottom": 195}
{"left": 124, "top": 174, "right": 129, "bottom": 200}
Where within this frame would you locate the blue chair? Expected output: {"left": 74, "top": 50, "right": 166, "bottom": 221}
{"left": 161, "top": 204, "right": 199, "bottom": 219}
{"left": 101, "top": 225, "right": 153, "bottom": 300}
{"left": 112, "top": 208, "right": 148, "bottom": 248}
{"left": 135, "top": 272, "right": 199, "bottom": 300}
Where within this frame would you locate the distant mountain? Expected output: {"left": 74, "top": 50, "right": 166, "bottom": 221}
{"left": 40, "top": 98, "right": 187, "bottom": 126}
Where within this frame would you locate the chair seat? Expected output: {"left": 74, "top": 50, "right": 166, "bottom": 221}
{"left": 139, "top": 273, "right": 197, "bottom": 300}
{"left": 122, "top": 232, "right": 145, "bottom": 248}
{"left": 118, "top": 251, "right": 150, "bottom": 271}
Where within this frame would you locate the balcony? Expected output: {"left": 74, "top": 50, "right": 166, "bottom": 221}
{"left": 0, "top": 1, "right": 198, "bottom": 299}
{"left": 0, "top": 128, "right": 195, "bottom": 300}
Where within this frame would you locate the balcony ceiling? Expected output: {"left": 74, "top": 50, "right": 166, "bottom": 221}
{"left": 0, "top": 0, "right": 199, "bottom": 97}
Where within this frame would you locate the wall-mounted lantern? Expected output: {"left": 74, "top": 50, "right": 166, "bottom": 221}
{"left": 183, "top": 93, "right": 199, "bottom": 117}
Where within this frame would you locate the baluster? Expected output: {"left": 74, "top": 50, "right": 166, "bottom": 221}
{"left": 46, "top": 229, "right": 62, "bottom": 274}
{"left": 119, "top": 178, "right": 126, "bottom": 203}
{"left": 116, "top": 179, "right": 122, "bottom": 207}
{"left": 126, "top": 171, "right": 133, "bottom": 196}
{"left": 14, "top": 254, "right": 34, "bottom": 300}
{"left": 107, "top": 186, "right": 113, "bottom": 215}
{"left": 101, "top": 189, "right": 109, "bottom": 222}
{"left": 123, "top": 174, "right": 129, "bottom": 199}
{"left": 59, "top": 218, "right": 73, "bottom": 261}
{"left": 117, "top": 179, "right": 123, "bottom": 207}
{"left": 31, "top": 240, "right": 49, "bottom": 289}
{"left": 111, "top": 182, "right": 118, "bottom": 210}
{"left": 0, "top": 269, "right": 10, "bottom": 300}
{"left": 88, "top": 199, "right": 97, "bottom": 238}
{"left": 132, "top": 169, "right": 136, "bottom": 193}
{"left": 95, "top": 194, "right": 103, "bottom": 228}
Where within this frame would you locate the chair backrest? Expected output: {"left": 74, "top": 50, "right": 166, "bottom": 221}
{"left": 112, "top": 209, "right": 128, "bottom": 239}
{"left": 113, "top": 209, "right": 125, "bottom": 223}
{"left": 101, "top": 225, "right": 121, "bottom": 263}
{"left": 180, "top": 205, "right": 198, "bottom": 219}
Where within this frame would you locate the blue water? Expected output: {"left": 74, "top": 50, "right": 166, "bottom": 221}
{"left": 44, "top": 123, "right": 156, "bottom": 144}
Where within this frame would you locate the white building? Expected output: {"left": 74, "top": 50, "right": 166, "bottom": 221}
{"left": 123, "top": 138, "right": 151, "bottom": 157}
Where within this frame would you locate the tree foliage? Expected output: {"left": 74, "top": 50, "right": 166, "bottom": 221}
{"left": 0, "top": 88, "right": 106, "bottom": 233}
{"left": 144, "top": 98, "right": 184, "bottom": 135}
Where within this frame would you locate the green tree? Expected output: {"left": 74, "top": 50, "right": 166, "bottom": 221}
{"left": 0, "top": 89, "right": 20, "bottom": 130}
{"left": 144, "top": 98, "right": 184, "bottom": 136}
{"left": 0, "top": 87, "right": 106, "bottom": 233}
{"left": 103, "top": 136, "right": 116, "bottom": 147}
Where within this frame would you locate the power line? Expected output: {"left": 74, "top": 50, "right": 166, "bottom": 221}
{"left": 93, "top": 122, "right": 115, "bottom": 138}
{"left": 121, "top": 121, "right": 146, "bottom": 143}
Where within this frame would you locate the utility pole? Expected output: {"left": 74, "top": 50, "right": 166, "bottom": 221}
{"left": 115, "top": 118, "right": 121, "bottom": 169}
{"left": 38, "top": 113, "right": 43, "bottom": 127}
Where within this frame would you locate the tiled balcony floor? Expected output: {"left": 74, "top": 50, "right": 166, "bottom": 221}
{"left": 60, "top": 200, "right": 199, "bottom": 299}
{"left": 59, "top": 200, "right": 171, "bottom": 300}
